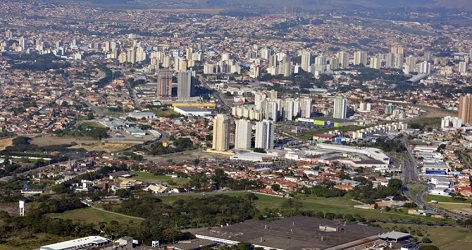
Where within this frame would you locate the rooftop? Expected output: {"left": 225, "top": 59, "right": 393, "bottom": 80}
{"left": 189, "top": 216, "right": 387, "bottom": 250}
{"left": 40, "top": 236, "right": 109, "bottom": 250}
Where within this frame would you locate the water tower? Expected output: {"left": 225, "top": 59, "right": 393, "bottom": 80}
{"left": 19, "top": 200, "right": 25, "bottom": 216}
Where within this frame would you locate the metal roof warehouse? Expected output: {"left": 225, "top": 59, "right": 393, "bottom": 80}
{"left": 40, "top": 236, "right": 110, "bottom": 250}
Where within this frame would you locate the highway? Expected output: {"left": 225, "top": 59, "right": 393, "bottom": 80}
{"left": 401, "top": 140, "right": 469, "bottom": 220}
{"left": 198, "top": 76, "right": 231, "bottom": 113}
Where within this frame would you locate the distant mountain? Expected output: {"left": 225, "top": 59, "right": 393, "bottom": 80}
{"left": 49, "top": 0, "right": 472, "bottom": 11}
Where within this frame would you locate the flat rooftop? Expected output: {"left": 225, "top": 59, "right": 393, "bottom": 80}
{"left": 188, "top": 216, "right": 387, "bottom": 250}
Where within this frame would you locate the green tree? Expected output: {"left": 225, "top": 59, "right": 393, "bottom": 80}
{"left": 271, "top": 184, "right": 281, "bottom": 192}
{"left": 281, "top": 198, "right": 303, "bottom": 210}
{"left": 422, "top": 237, "right": 432, "bottom": 243}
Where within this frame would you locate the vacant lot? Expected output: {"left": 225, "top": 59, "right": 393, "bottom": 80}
{"left": 0, "top": 138, "right": 13, "bottom": 151}
{"left": 47, "top": 206, "right": 144, "bottom": 225}
{"left": 31, "top": 135, "right": 133, "bottom": 152}
{"left": 31, "top": 135, "right": 98, "bottom": 147}
{"left": 0, "top": 233, "right": 74, "bottom": 250}
{"left": 424, "top": 194, "right": 471, "bottom": 203}
{"left": 434, "top": 203, "right": 472, "bottom": 216}
{"left": 131, "top": 171, "right": 190, "bottom": 185}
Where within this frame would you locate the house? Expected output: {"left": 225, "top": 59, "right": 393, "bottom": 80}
{"left": 143, "top": 184, "right": 169, "bottom": 194}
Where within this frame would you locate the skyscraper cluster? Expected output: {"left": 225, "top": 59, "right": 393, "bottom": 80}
{"left": 212, "top": 115, "right": 275, "bottom": 151}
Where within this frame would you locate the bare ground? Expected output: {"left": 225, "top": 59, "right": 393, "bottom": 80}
{"left": 0, "top": 138, "right": 13, "bottom": 151}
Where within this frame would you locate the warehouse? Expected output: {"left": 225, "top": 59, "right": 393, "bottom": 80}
{"left": 189, "top": 216, "right": 388, "bottom": 250}
{"left": 40, "top": 236, "right": 109, "bottom": 250}
{"left": 174, "top": 107, "right": 213, "bottom": 116}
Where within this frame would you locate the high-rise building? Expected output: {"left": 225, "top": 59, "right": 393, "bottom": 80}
{"left": 417, "top": 61, "right": 431, "bottom": 74}
{"left": 394, "top": 54, "right": 404, "bottom": 69}
{"left": 235, "top": 119, "right": 252, "bottom": 150}
{"left": 281, "top": 98, "right": 296, "bottom": 121}
{"left": 391, "top": 45, "right": 404, "bottom": 55}
{"left": 385, "top": 53, "right": 395, "bottom": 68}
{"left": 337, "top": 51, "right": 349, "bottom": 69}
{"left": 299, "top": 97, "right": 312, "bottom": 118}
{"left": 255, "top": 120, "right": 274, "bottom": 150}
{"left": 333, "top": 96, "right": 348, "bottom": 119}
{"left": 301, "top": 51, "right": 312, "bottom": 72}
{"left": 212, "top": 114, "right": 230, "bottom": 151}
{"left": 5, "top": 30, "right": 12, "bottom": 40}
{"left": 329, "top": 57, "right": 339, "bottom": 70}
{"left": 177, "top": 70, "right": 195, "bottom": 99}
{"left": 157, "top": 69, "right": 173, "bottom": 98}
{"left": 353, "top": 51, "right": 368, "bottom": 66}
{"left": 369, "top": 56, "right": 380, "bottom": 69}
{"left": 458, "top": 94, "right": 472, "bottom": 124}
{"left": 19, "top": 37, "right": 27, "bottom": 50}
{"left": 127, "top": 47, "right": 136, "bottom": 64}
{"left": 459, "top": 62, "right": 468, "bottom": 75}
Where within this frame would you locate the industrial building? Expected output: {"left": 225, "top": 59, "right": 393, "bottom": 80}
{"left": 174, "top": 107, "right": 212, "bottom": 116}
{"left": 189, "top": 216, "right": 389, "bottom": 250}
{"left": 40, "top": 236, "right": 109, "bottom": 250}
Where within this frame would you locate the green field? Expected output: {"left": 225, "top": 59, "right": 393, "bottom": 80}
{"left": 47, "top": 206, "right": 144, "bottom": 224}
{"left": 408, "top": 183, "right": 426, "bottom": 198}
{"left": 435, "top": 203, "right": 472, "bottom": 211}
{"left": 131, "top": 171, "right": 190, "bottom": 185}
{"left": 153, "top": 108, "right": 181, "bottom": 118}
{"left": 0, "top": 233, "right": 75, "bottom": 250}
{"left": 378, "top": 223, "right": 472, "bottom": 250}
{"left": 158, "top": 192, "right": 452, "bottom": 224}
{"left": 424, "top": 194, "right": 471, "bottom": 204}
{"left": 80, "top": 121, "right": 105, "bottom": 128}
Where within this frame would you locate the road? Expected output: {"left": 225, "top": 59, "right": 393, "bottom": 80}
{"left": 401, "top": 140, "right": 469, "bottom": 220}
{"left": 198, "top": 76, "right": 231, "bottom": 113}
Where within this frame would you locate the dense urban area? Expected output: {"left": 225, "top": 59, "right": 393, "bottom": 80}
{"left": 0, "top": 0, "right": 472, "bottom": 250}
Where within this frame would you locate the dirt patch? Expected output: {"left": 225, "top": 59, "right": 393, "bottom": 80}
{"left": 0, "top": 138, "right": 13, "bottom": 151}
{"left": 31, "top": 135, "right": 136, "bottom": 153}
{"left": 70, "top": 142, "right": 133, "bottom": 153}
{"left": 31, "top": 135, "right": 98, "bottom": 147}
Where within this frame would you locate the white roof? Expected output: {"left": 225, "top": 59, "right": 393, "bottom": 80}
{"left": 40, "top": 236, "right": 109, "bottom": 250}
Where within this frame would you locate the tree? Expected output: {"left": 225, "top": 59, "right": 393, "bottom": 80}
{"left": 12, "top": 136, "right": 31, "bottom": 145}
{"left": 245, "top": 193, "right": 258, "bottom": 201}
{"left": 281, "top": 198, "right": 303, "bottom": 210}
{"left": 253, "top": 148, "right": 266, "bottom": 153}
{"left": 387, "top": 179, "right": 403, "bottom": 191}
{"left": 87, "top": 112, "right": 95, "bottom": 120}
{"left": 271, "top": 184, "right": 281, "bottom": 192}
{"left": 422, "top": 237, "right": 432, "bottom": 243}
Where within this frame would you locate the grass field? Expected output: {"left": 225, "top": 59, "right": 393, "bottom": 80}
{"left": 378, "top": 223, "right": 472, "bottom": 250}
{"left": 406, "top": 116, "right": 441, "bottom": 129}
{"left": 158, "top": 192, "right": 452, "bottom": 224}
{"left": 408, "top": 183, "right": 426, "bottom": 198}
{"left": 31, "top": 135, "right": 99, "bottom": 147}
{"left": 292, "top": 125, "right": 364, "bottom": 141}
{"left": 424, "top": 194, "right": 471, "bottom": 204}
{"left": 435, "top": 203, "right": 472, "bottom": 211}
{"left": 47, "top": 206, "right": 144, "bottom": 225}
{"left": 153, "top": 108, "right": 181, "bottom": 118}
{"left": 0, "top": 233, "right": 75, "bottom": 250}
{"left": 131, "top": 171, "right": 190, "bottom": 185}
